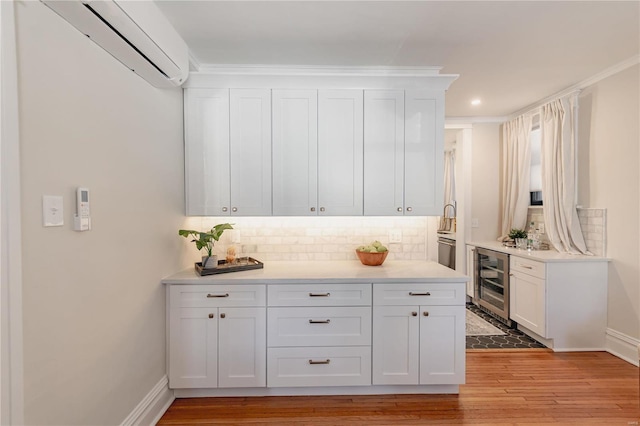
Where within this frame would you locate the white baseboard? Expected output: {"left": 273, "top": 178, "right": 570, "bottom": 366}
{"left": 121, "top": 375, "right": 175, "bottom": 426}
{"left": 605, "top": 328, "right": 640, "bottom": 367}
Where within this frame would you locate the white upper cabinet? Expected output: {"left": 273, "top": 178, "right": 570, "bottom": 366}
{"left": 364, "top": 89, "right": 444, "bottom": 216}
{"left": 364, "top": 90, "right": 405, "bottom": 216}
{"left": 184, "top": 88, "right": 231, "bottom": 216}
{"left": 183, "top": 68, "right": 455, "bottom": 217}
{"left": 404, "top": 90, "right": 444, "bottom": 216}
{"left": 318, "top": 90, "right": 364, "bottom": 216}
{"left": 184, "top": 88, "right": 272, "bottom": 216}
{"left": 230, "top": 89, "right": 272, "bottom": 216}
{"left": 272, "top": 90, "right": 318, "bottom": 216}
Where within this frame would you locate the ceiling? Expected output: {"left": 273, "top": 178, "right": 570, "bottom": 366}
{"left": 155, "top": 1, "right": 639, "bottom": 118}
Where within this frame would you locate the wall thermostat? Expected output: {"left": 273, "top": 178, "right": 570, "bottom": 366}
{"left": 73, "top": 187, "right": 91, "bottom": 231}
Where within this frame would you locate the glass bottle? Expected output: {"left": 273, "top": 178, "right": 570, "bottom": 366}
{"left": 527, "top": 222, "right": 536, "bottom": 250}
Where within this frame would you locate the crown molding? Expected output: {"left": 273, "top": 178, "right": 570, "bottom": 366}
{"left": 509, "top": 54, "right": 640, "bottom": 119}
{"left": 195, "top": 64, "right": 448, "bottom": 78}
{"left": 185, "top": 65, "right": 459, "bottom": 91}
{"left": 446, "top": 116, "right": 509, "bottom": 125}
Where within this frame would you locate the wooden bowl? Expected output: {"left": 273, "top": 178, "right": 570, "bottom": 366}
{"left": 355, "top": 249, "right": 389, "bottom": 266}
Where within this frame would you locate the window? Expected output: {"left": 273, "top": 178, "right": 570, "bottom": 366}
{"left": 530, "top": 127, "right": 542, "bottom": 205}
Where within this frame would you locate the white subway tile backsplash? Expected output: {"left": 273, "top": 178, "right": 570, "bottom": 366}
{"left": 185, "top": 216, "right": 429, "bottom": 261}
{"left": 527, "top": 207, "right": 607, "bottom": 256}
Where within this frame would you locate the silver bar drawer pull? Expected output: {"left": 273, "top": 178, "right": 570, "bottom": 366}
{"left": 308, "top": 319, "right": 331, "bottom": 324}
{"left": 409, "top": 292, "right": 431, "bottom": 296}
{"left": 207, "top": 293, "right": 230, "bottom": 298}
{"left": 521, "top": 265, "right": 533, "bottom": 269}
{"left": 309, "top": 292, "right": 330, "bottom": 297}
{"left": 308, "top": 359, "right": 331, "bottom": 365}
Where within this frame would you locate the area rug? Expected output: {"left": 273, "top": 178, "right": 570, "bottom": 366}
{"left": 466, "top": 309, "right": 505, "bottom": 336}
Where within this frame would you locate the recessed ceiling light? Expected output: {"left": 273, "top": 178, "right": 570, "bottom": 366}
{"left": 471, "top": 99, "right": 482, "bottom": 106}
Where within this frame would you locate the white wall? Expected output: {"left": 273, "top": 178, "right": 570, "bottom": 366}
{"left": 470, "top": 123, "right": 501, "bottom": 242}
{"left": 577, "top": 64, "right": 640, "bottom": 345}
{"left": 16, "top": 2, "right": 187, "bottom": 424}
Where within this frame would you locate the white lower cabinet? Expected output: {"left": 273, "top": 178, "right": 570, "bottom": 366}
{"left": 168, "top": 285, "right": 266, "bottom": 389}
{"left": 506, "top": 253, "right": 609, "bottom": 350}
{"left": 267, "top": 283, "right": 371, "bottom": 387}
{"left": 509, "top": 257, "right": 546, "bottom": 337}
{"left": 372, "top": 284, "right": 465, "bottom": 386}
{"left": 167, "top": 280, "right": 466, "bottom": 393}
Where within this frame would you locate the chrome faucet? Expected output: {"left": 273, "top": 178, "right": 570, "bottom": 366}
{"left": 443, "top": 203, "right": 456, "bottom": 218}
{"left": 439, "top": 203, "right": 457, "bottom": 232}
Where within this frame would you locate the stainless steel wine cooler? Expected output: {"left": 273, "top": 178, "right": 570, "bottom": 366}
{"left": 474, "top": 247, "right": 510, "bottom": 324}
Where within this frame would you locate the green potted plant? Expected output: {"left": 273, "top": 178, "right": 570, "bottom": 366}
{"left": 508, "top": 228, "right": 527, "bottom": 248}
{"left": 179, "top": 223, "right": 234, "bottom": 269}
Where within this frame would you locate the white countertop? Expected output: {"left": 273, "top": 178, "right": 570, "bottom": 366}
{"left": 468, "top": 240, "right": 609, "bottom": 262}
{"left": 162, "top": 260, "right": 468, "bottom": 285}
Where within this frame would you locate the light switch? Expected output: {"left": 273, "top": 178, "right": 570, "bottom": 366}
{"left": 43, "top": 195, "right": 64, "bottom": 227}
{"left": 471, "top": 218, "right": 479, "bottom": 228}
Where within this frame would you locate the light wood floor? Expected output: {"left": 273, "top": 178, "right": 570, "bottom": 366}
{"left": 158, "top": 350, "right": 639, "bottom": 425}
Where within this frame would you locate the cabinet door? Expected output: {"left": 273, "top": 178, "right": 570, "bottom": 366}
{"left": 404, "top": 90, "right": 444, "bottom": 216}
{"left": 510, "top": 271, "right": 546, "bottom": 336}
{"left": 419, "top": 305, "right": 465, "bottom": 384}
{"left": 272, "top": 89, "right": 318, "bottom": 216}
{"left": 218, "top": 307, "right": 266, "bottom": 388}
{"left": 372, "top": 305, "right": 419, "bottom": 385}
{"left": 184, "top": 89, "right": 230, "bottom": 216}
{"left": 169, "top": 307, "right": 218, "bottom": 389}
{"left": 318, "top": 90, "right": 363, "bottom": 216}
{"left": 230, "top": 89, "right": 272, "bottom": 215}
{"left": 364, "top": 90, "right": 405, "bottom": 215}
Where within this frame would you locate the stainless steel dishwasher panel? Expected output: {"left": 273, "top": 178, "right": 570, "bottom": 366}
{"left": 437, "top": 236, "right": 456, "bottom": 270}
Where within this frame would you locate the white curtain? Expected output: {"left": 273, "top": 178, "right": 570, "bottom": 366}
{"left": 499, "top": 114, "right": 533, "bottom": 240}
{"left": 443, "top": 149, "right": 456, "bottom": 215}
{"left": 540, "top": 94, "right": 589, "bottom": 254}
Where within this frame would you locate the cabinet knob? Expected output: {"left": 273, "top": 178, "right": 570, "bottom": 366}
{"left": 320, "top": 207, "right": 325, "bottom": 212}
{"left": 220, "top": 313, "right": 226, "bottom": 319}
{"left": 310, "top": 207, "right": 316, "bottom": 212}
{"left": 208, "top": 313, "right": 214, "bottom": 319}
{"left": 232, "top": 207, "right": 238, "bottom": 213}
{"left": 406, "top": 207, "right": 413, "bottom": 212}
{"left": 423, "top": 311, "right": 429, "bottom": 316}
{"left": 411, "top": 311, "right": 417, "bottom": 317}
{"left": 222, "top": 207, "right": 228, "bottom": 212}
{"left": 397, "top": 207, "right": 403, "bottom": 212}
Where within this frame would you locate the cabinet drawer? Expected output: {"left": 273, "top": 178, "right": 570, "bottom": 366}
{"left": 268, "top": 284, "right": 371, "bottom": 307}
{"left": 267, "top": 346, "right": 371, "bottom": 387}
{"left": 510, "top": 256, "right": 546, "bottom": 279}
{"left": 170, "top": 285, "right": 266, "bottom": 308}
{"left": 373, "top": 283, "right": 465, "bottom": 306}
{"left": 268, "top": 307, "right": 371, "bottom": 347}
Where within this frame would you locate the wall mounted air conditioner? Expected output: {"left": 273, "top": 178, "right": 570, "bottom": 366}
{"left": 41, "top": 0, "right": 189, "bottom": 88}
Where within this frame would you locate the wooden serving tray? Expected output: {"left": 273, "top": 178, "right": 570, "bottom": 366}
{"left": 194, "top": 257, "right": 264, "bottom": 276}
